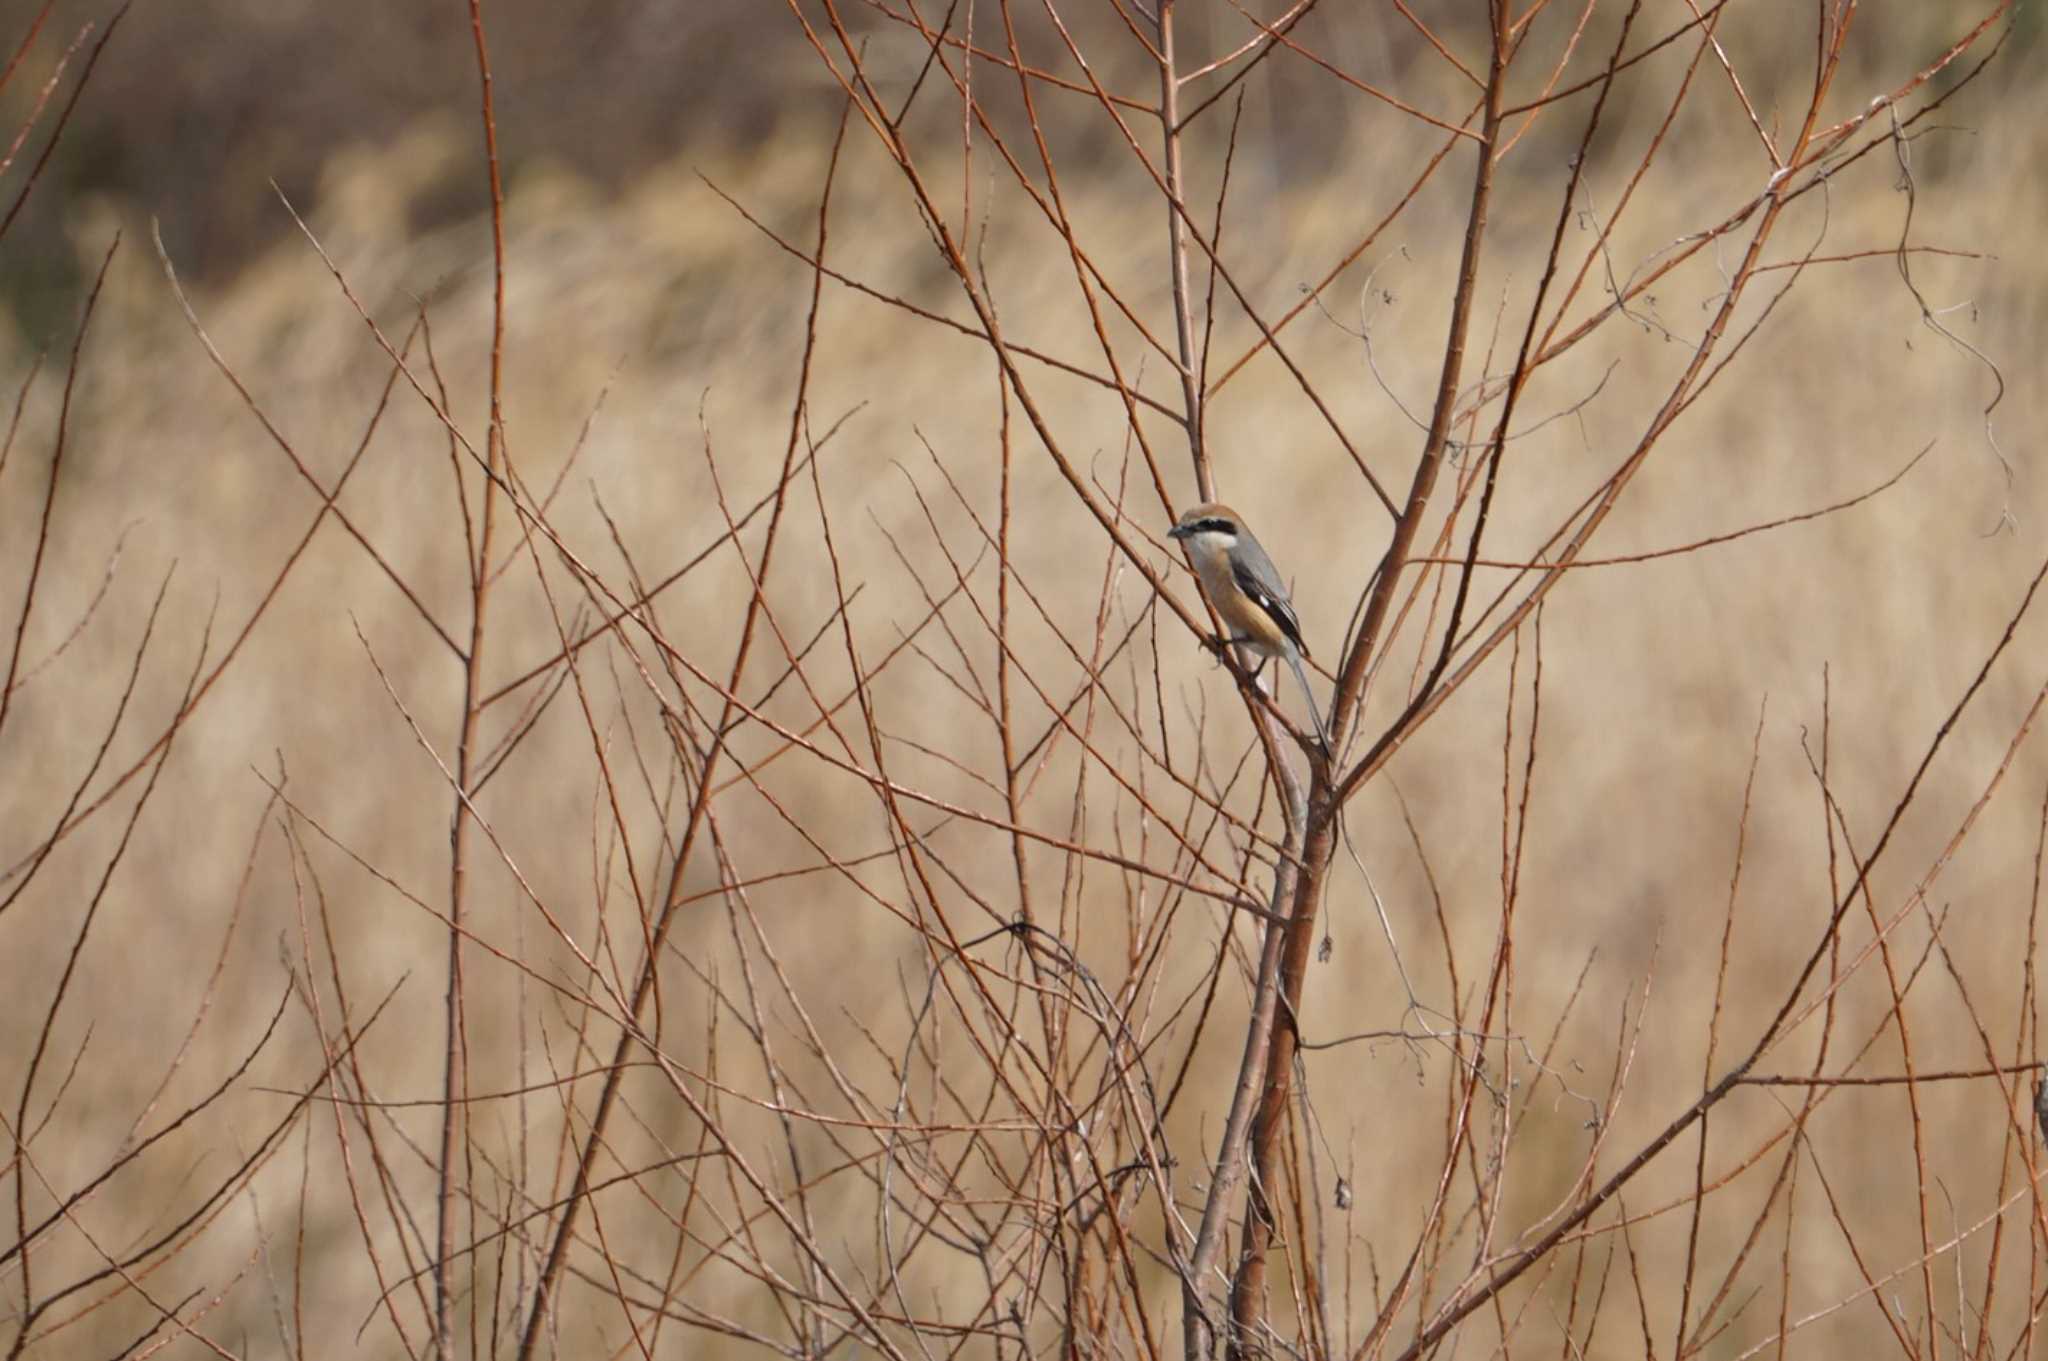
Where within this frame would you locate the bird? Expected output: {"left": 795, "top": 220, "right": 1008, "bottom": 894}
{"left": 1167, "top": 501, "right": 1330, "bottom": 753}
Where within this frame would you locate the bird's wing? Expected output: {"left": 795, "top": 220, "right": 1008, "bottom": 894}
{"left": 1231, "top": 544, "right": 1308, "bottom": 659}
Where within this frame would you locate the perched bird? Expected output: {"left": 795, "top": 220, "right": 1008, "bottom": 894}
{"left": 1168, "top": 501, "right": 1330, "bottom": 753}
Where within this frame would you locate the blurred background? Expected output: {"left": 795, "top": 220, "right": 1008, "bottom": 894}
{"left": 2, "top": 2, "right": 2046, "bottom": 1356}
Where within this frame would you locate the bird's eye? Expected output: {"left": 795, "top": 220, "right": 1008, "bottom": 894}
{"left": 1197, "top": 518, "right": 1235, "bottom": 534}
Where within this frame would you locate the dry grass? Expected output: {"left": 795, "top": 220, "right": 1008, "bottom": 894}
{"left": 2, "top": 3, "right": 2045, "bottom": 1357}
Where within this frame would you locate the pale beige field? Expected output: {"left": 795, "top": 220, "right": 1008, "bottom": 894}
{"left": 2, "top": 5, "right": 2046, "bottom": 1357}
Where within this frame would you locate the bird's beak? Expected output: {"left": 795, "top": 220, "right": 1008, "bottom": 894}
{"left": 1166, "top": 524, "right": 1189, "bottom": 540}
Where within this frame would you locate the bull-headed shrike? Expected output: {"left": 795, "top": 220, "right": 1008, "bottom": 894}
{"left": 1168, "top": 501, "right": 1330, "bottom": 754}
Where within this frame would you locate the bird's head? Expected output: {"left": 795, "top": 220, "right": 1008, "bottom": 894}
{"left": 1167, "top": 502, "right": 1244, "bottom": 549}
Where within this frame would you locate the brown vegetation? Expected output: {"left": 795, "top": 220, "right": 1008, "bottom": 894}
{"left": 2, "top": 2, "right": 2045, "bottom": 1357}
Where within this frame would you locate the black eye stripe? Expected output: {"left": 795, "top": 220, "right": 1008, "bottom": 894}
{"left": 1193, "top": 517, "right": 1236, "bottom": 535}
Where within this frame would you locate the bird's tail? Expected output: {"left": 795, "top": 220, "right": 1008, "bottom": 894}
{"left": 1283, "top": 646, "right": 1332, "bottom": 755}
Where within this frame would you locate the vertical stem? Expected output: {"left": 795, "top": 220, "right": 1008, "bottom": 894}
{"left": 1220, "top": 801, "right": 1332, "bottom": 1359}
{"left": 1156, "top": 5, "right": 1321, "bottom": 1355}
{"left": 442, "top": 3, "right": 508, "bottom": 1356}
{"left": 1226, "top": 5, "right": 1509, "bottom": 1353}
{"left": 1180, "top": 747, "right": 1305, "bottom": 1360}
{"left": 1328, "top": 3, "right": 1505, "bottom": 753}
{"left": 1157, "top": 0, "right": 1209, "bottom": 499}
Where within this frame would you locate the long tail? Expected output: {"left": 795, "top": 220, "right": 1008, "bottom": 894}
{"left": 1283, "top": 646, "right": 1332, "bottom": 754}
